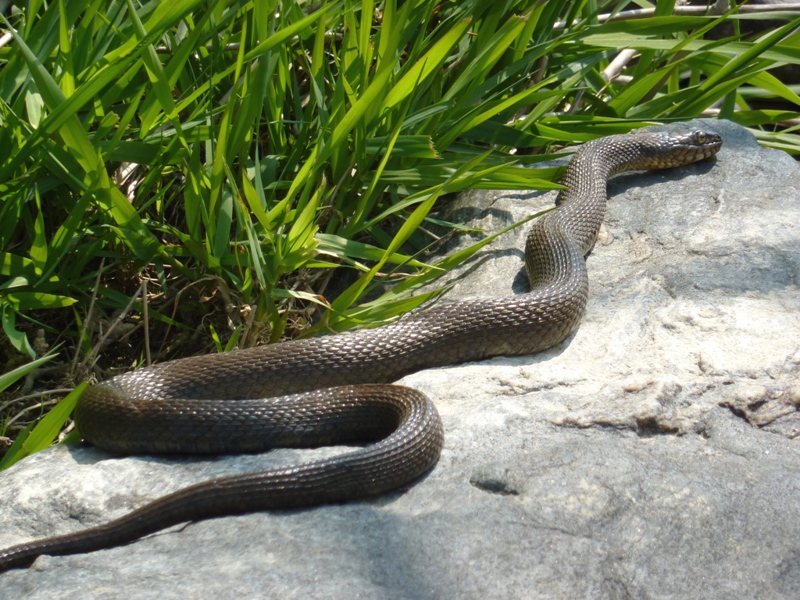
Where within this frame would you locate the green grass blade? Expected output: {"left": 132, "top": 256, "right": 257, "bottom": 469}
{"left": 0, "top": 382, "right": 86, "bottom": 470}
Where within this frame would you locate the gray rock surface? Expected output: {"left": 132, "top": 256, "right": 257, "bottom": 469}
{"left": 1, "top": 119, "right": 799, "bottom": 599}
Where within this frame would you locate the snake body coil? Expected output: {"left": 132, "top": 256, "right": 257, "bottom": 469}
{"left": 0, "top": 129, "right": 722, "bottom": 571}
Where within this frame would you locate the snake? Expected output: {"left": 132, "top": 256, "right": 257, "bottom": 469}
{"left": 0, "top": 128, "right": 722, "bottom": 571}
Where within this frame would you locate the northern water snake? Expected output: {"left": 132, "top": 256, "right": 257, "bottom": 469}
{"left": 0, "top": 128, "right": 722, "bottom": 571}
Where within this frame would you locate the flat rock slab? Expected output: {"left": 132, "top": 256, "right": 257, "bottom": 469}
{"left": 1, "top": 119, "right": 799, "bottom": 599}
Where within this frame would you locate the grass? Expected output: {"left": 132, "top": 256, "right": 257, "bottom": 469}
{"left": 1, "top": 0, "right": 800, "bottom": 463}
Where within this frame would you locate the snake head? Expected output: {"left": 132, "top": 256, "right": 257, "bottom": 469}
{"left": 632, "top": 129, "right": 722, "bottom": 169}
{"left": 605, "top": 128, "right": 723, "bottom": 173}
{"left": 662, "top": 130, "right": 723, "bottom": 165}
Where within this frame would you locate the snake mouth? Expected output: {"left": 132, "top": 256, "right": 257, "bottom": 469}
{"left": 685, "top": 145, "right": 721, "bottom": 163}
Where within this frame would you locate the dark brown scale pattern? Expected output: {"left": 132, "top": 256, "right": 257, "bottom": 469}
{"left": 0, "top": 129, "right": 722, "bottom": 571}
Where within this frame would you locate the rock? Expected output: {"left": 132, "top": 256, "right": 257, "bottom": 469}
{"left": 1, "top": 119, "right": 799, "bottom": 599}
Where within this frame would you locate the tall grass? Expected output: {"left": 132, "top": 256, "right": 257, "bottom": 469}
{"left": 1, "top": 0, "right": 799, "bottom": 457}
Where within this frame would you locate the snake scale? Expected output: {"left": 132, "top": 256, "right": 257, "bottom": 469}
{"left": 0, "top": 128, "right": 722, "bottom": 571}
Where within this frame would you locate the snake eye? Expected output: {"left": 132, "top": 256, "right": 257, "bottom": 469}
{"left": 696, "top": 132, "right": 707, "bottom": 144}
